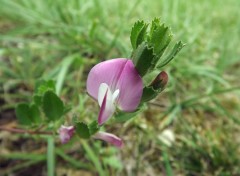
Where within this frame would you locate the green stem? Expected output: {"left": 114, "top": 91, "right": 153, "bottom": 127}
{"left": 82, "top": 140, "right": 105, "bottom": 176}
{"left": 47, "top": 136, "right": 55, "bottom": 176}
{"left": 162, "top": 146, "right": 173, "bottom": 176}
{"left": 56, "top": 148, "right": 92, "bottom": 170}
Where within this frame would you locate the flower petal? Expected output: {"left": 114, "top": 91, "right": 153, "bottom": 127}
{"left": 94, "top": 131, "right": 123, "bottom": 148}
{"left": 59, "top": 125, "right": 75, "bottom": 144}
{"left": 98, "top": 83, "right": 110, "bottom": 106}
{"left": 86, "top": 58, "right": 143, "bottom": 112}
{"left": 87, "top": 58, "right": 129, "bottom": 100}
{"left": 116, "top": 60, "right": 143, "bottom": 111}
{"left": 98, "top": 85, "right": 115, "bottom": 125}
{"left": 112, "top": 89, "right": 120, "bottom": 102}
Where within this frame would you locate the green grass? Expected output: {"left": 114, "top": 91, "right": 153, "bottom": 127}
{"left": 0, "top": 0, "right": 240, "bottom": 175}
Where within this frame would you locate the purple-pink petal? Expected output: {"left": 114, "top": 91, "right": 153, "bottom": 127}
{"left": 86, "top": 58, "right": 143, "bottom": 112}
{"left": 87, "top": 58, "right": 128, "bottom": 100}
{"left": 59, "top": 125, "right": 75, "bottom": 144}
{"left": 94, "top": 131, "right": 123, "bottom": 148}
{"left": 115, "top": 60, "right": 143, "bottom": 111}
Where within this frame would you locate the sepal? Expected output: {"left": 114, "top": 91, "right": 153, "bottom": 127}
{"left": 132, "top": 42, "right": 155, "bottom": 77}
{"left": 75, "top": 120, "right": 100, "bottom": 139}
{"left": 141, "top": 71, "right": 168, "bottom": 102}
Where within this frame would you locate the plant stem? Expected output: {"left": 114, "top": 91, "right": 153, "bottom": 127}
{"left": 47, "top": 136, "right": 55, "bottom": 176}
{"left": 0, "top": 126, "right": 52, "bottom": 135}
{"left": 81, "top": 140, "right": 105, "bottom": 176}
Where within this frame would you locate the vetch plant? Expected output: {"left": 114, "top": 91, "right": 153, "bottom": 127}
{"left": 77, "top": 18, "right": 184, "bottom": 147}
{"left": 0, "top": 18, "right": 183, "bottom": 175}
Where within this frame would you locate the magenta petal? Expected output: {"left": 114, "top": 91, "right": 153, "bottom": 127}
{"left": 87, "top": 58, "right": 129, "bottom": 100}
{"left": 59, "top": 125, "right": 75, "bottom": 144}
{"left": 94, "top": 131, "right": 123, "bottom": 148}
{"left": 116, "top": 60, "right": 143, "bottom": 111}
{"left": 86, "top": 58, "right": 143, "bottom": 112}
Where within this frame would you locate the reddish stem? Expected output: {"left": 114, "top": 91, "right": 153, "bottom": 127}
{"left": 0, "top": 126, "right": 52, "bottom": 135}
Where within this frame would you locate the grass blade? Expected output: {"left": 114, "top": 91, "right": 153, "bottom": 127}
{"left": 47, "top": 136, "right": 55, "bottom": 176}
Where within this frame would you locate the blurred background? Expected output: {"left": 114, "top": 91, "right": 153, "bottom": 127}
{"left": 0, "top": 0, "right": 240, "bottom": 175}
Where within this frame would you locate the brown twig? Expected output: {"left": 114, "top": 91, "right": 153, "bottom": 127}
{"left": 0, "top": 126, "right": 53, "bottom": 135}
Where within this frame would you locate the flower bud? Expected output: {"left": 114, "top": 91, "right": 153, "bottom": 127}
{"left": 59, "top": 125, "right": 75, "bottom": 144}
{"left": 150, "top": 71, "right": 168, "bottom": 90}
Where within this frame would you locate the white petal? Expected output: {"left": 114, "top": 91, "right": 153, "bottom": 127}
{"left": 98, "top": 84, "right": 116, "bottom": 125}
{"left": 98, "top": 83, "right": 112, "bottom": 106}
{"left": 112, "top": 89, "right": 120, "bottom": 102}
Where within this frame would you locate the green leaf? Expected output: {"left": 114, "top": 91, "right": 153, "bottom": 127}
{"left": 75, "top": 122, "right": 90, "bottom": 139}
{"left": 15, "top": 103, "right": 41, "bottom": 125}
{"left": 149, "top": 21, "right": 172, "bottom": 57}
{"left": 35, "top": 80, "right": 56, "bottom": 95}
{"left": 33, "top": 95, "right": 42, "bottom": 106}
{"left": 130, "top": 20, "right": 148, "bottom": 50}
{"left": 157, "top": 41, "right": 185, "bottom": 68}
{"left": 30, "top": 104, "right": 41, "bottom": 124}
{"left": 147, "top": 19, "right": 173, "bottom": 68}
{"left": 42, "top": 91, "right": 64, "bottom": 121}
{"left": 148, "top": 18, "right": 160, "bottom": 37}
{"left": 15, "top": 103, "right": 32, "bottom": 126}
{"left": 130, "top": 18, "right": 183, "bottom": 73}
{"left": 88, "top": 120, "right": 100, "bottom": 135}
{"left": 132, "top": 42, "right": 155, "bottom": 76}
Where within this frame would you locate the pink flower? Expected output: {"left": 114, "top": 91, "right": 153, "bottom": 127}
{"left": 87, "top": 58, "right": 143, "bottom": 125}
{"left": 94, "top": 131, "right": 123, "bottom": 148}
{"left": 59, "top": 125, "right": 75, "bottom": 144}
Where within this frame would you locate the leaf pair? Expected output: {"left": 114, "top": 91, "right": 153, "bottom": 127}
{"left": 16, "top": 103, "right": 41, "bottom": 126}
{"left": 131, "top": 18, "right": 184, "bottom": 77}
{"left": 130, "top": 18, "right": 184, "bottom": 102}
{"left": 16, "top": 80, "right": 65, "bottom": 126}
